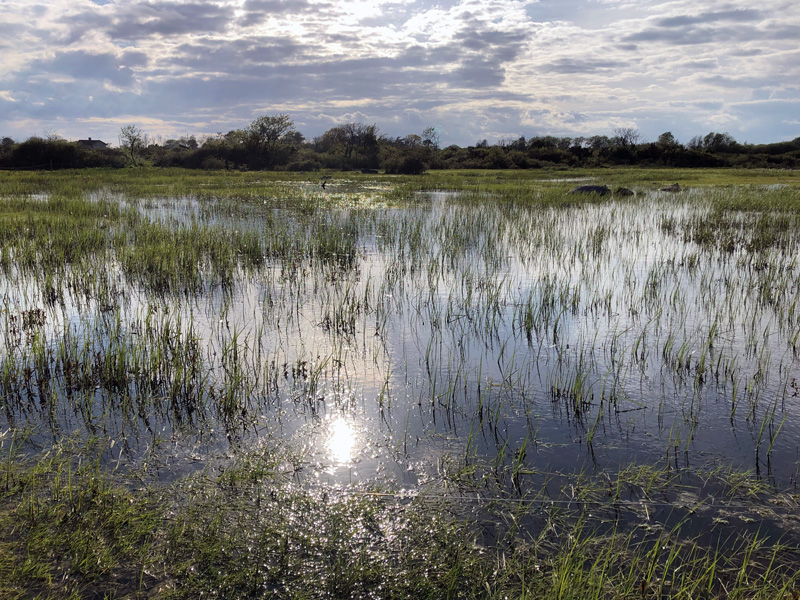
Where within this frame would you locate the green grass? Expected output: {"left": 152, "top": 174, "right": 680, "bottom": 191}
{"left": 2, "top": 444, "right": 799, "bottom": 599}
{"left": 3, "top": 166, "right": 799, "bottom": 203}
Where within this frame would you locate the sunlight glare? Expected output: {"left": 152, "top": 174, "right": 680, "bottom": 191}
{"left": 328, "top": 417, "right": 357, "bottom": 464}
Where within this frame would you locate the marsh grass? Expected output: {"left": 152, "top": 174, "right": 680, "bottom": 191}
{"left": 2, "top": 444, "right": 799, "bottom": 599}
{"left": 2, "top": 167, "right": 800, "bottom": 597}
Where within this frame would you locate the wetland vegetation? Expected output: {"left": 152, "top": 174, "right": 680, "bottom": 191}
{"left": 1, "top": 167, "right": 800, "bottom": 598}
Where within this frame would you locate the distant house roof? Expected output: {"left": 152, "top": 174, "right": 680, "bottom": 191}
{"left": 77, "top": 138, "right": 108, "bottom": 150}
{"left": 164, "top": 140, "right": 190, "bottom": 150}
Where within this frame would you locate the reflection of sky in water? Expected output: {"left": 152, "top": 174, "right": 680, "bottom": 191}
{"left": 4, "top": 189, "right": 800, "bottom": 489}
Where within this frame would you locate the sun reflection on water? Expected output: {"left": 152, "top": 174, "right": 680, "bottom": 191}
{"left": 328, "top": 416, "right": 357, "bottom": 465}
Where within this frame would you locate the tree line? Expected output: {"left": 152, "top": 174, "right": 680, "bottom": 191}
{"left": 2, "top": 117, "right": 799, "bottom": 172}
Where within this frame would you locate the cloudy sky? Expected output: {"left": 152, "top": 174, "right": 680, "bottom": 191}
{"left": 1, "top": 0, "right": 798, "bottom": 147}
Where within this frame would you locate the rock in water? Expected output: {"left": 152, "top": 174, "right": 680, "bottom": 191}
{"left": 569, "top": 185, "right": 611, "bottom": 196}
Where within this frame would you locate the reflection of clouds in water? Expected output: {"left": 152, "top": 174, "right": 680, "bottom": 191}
{"left": 327, "top": 416, "right": 357, "bottom": 465}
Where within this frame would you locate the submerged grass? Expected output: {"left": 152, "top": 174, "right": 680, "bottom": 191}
{"left": 2, "top": 443, "right": 799, "bottom": 599}
{"left": 2, "top": 167, "right": 800, "bottom": 597}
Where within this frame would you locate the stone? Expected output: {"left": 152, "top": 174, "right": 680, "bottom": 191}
{"left": 568, "top": 185, "right": 611, "bottom": 196}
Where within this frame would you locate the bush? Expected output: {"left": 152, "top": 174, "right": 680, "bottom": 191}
{"left": 1, "top": 138, "right": 126, "bottom": 170}
{"left": 384, "top": 156, "right": 428, "bottom": 175}
{"left": 284, "top": 159, "right": 321, "bottom": 172}
{"left": 200, "top": 156, "right": 228, "bottom": 170}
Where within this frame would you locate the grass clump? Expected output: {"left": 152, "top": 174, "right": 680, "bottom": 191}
{"left": 116, "top": 220, "right": 266, "bottom": 294}
{"left": 0, "top": 445, "right": 159, "bottom": 599}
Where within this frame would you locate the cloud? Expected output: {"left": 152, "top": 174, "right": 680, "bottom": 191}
{"left": 27, "top": 50, "right": 139, "bottom": 86}
{"left": 237, "top": 0, "right": 333, "bottom": 26}
{"left": 762, "top": 23, "right": 800, "bottom": 42}
{"left": 243, "top": 0, "right": 320, "bottom": 13}
{"left": 541, "top": 57, "right": 629, "bottom": 74}
{"left": 0, "top": 0, "right": 798, "bottom": 145}
{"left": 680, "top": 58, "right": 718, "bottom": 70}
{"left": 620, "top": 6, "right": 771, "bottom": 46}
{"left": 59, "top": 1, "right": 234, "bottom": 42}
{"left": 668, "top": 100, "right": 725, "bottom": 110}
{"left": 169, "top": 38, "right": 309, "bottom": 72}
{"left": 700, "top": 74, "right": 784, "bottom": 90}
{"left": 623, "top": 24, "right": 747, "bottom": 45}
{"left": 654, "top": 8, "right": 763, "bottom": 28}
{"left": 451, "top": 58, "right": 507, "bottom": 88}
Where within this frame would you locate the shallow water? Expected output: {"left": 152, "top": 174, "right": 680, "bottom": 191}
{"left": 2, "top": 187, "right": 800, "bottom": 498}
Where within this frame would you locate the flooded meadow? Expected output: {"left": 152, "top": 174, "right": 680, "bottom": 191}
{"left": 2, "top": 168, "right": 800, "bottom": 598}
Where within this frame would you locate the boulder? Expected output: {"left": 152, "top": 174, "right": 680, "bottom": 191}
{"left": 568, "top": 185, "right": 611, "bottom": 196}
{"left": 660, "top": 183, "right": 681, "bottom": 192}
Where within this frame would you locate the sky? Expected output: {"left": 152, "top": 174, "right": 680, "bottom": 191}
{"left": 1, "top": 0, "right": 799, "bottom": 147}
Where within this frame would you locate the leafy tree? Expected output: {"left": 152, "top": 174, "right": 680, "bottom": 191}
{"left": 702, "top": 131, "right": 739, "bottom": 153}
{"left": 587, "top": 135, "right": 612, "bottom": 150}
{"left": 612, "top": 127, "right": 643, "bottom": 147}
{"left": 509, "top": 136, "right": 527, "bottom": 151}
{"left": 421, "top": 126, "right": 440, "bottom": 150}
{"left": 386, "top": 155, "right": 427, "bottom": 174}
{"left": 326, "top": 123, "right": 379, "bottom": 157}
{"left": 687, "top": 135, "right": 704, "bottom": 151}
{"left": 240, "top": 114, "right": 299, "bottom": 167}
{"left": 180, "top": 135, "right": 199, "bottom": 150}
{"left": 381, "top": 132, "right": 437, "bottom": 173}
{"left": 528, "top": 136, "right": 556, "bottom": 149}
{"left": 0, "top": 137, "right": 14, "bottom": 160}
{"left": 118, "top": 124, "right": 149, "bottom": 165}
{"left": 246, "top": 114, "right": 296, "bottom": 155}
{"left": 420, "top": 127, "right": 442, "bottom": 167}
{"left": 319, "top": 123, "right": 380, "bottom": 168}
{"left": 656, "top": 131, "right": 681, "bottom": 149}
{"left": 486, "top": 146, "right": 511, "bottom": 168}
{"left": 283, "top": 130, "right": 305, "bottom": 146}
{"left": 529, "top": 136, "right": 572, "bottom": 150}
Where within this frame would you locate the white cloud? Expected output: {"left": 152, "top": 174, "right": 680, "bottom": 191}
{"left": 0, "top": 0, "right": 797, "bottom": 145}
